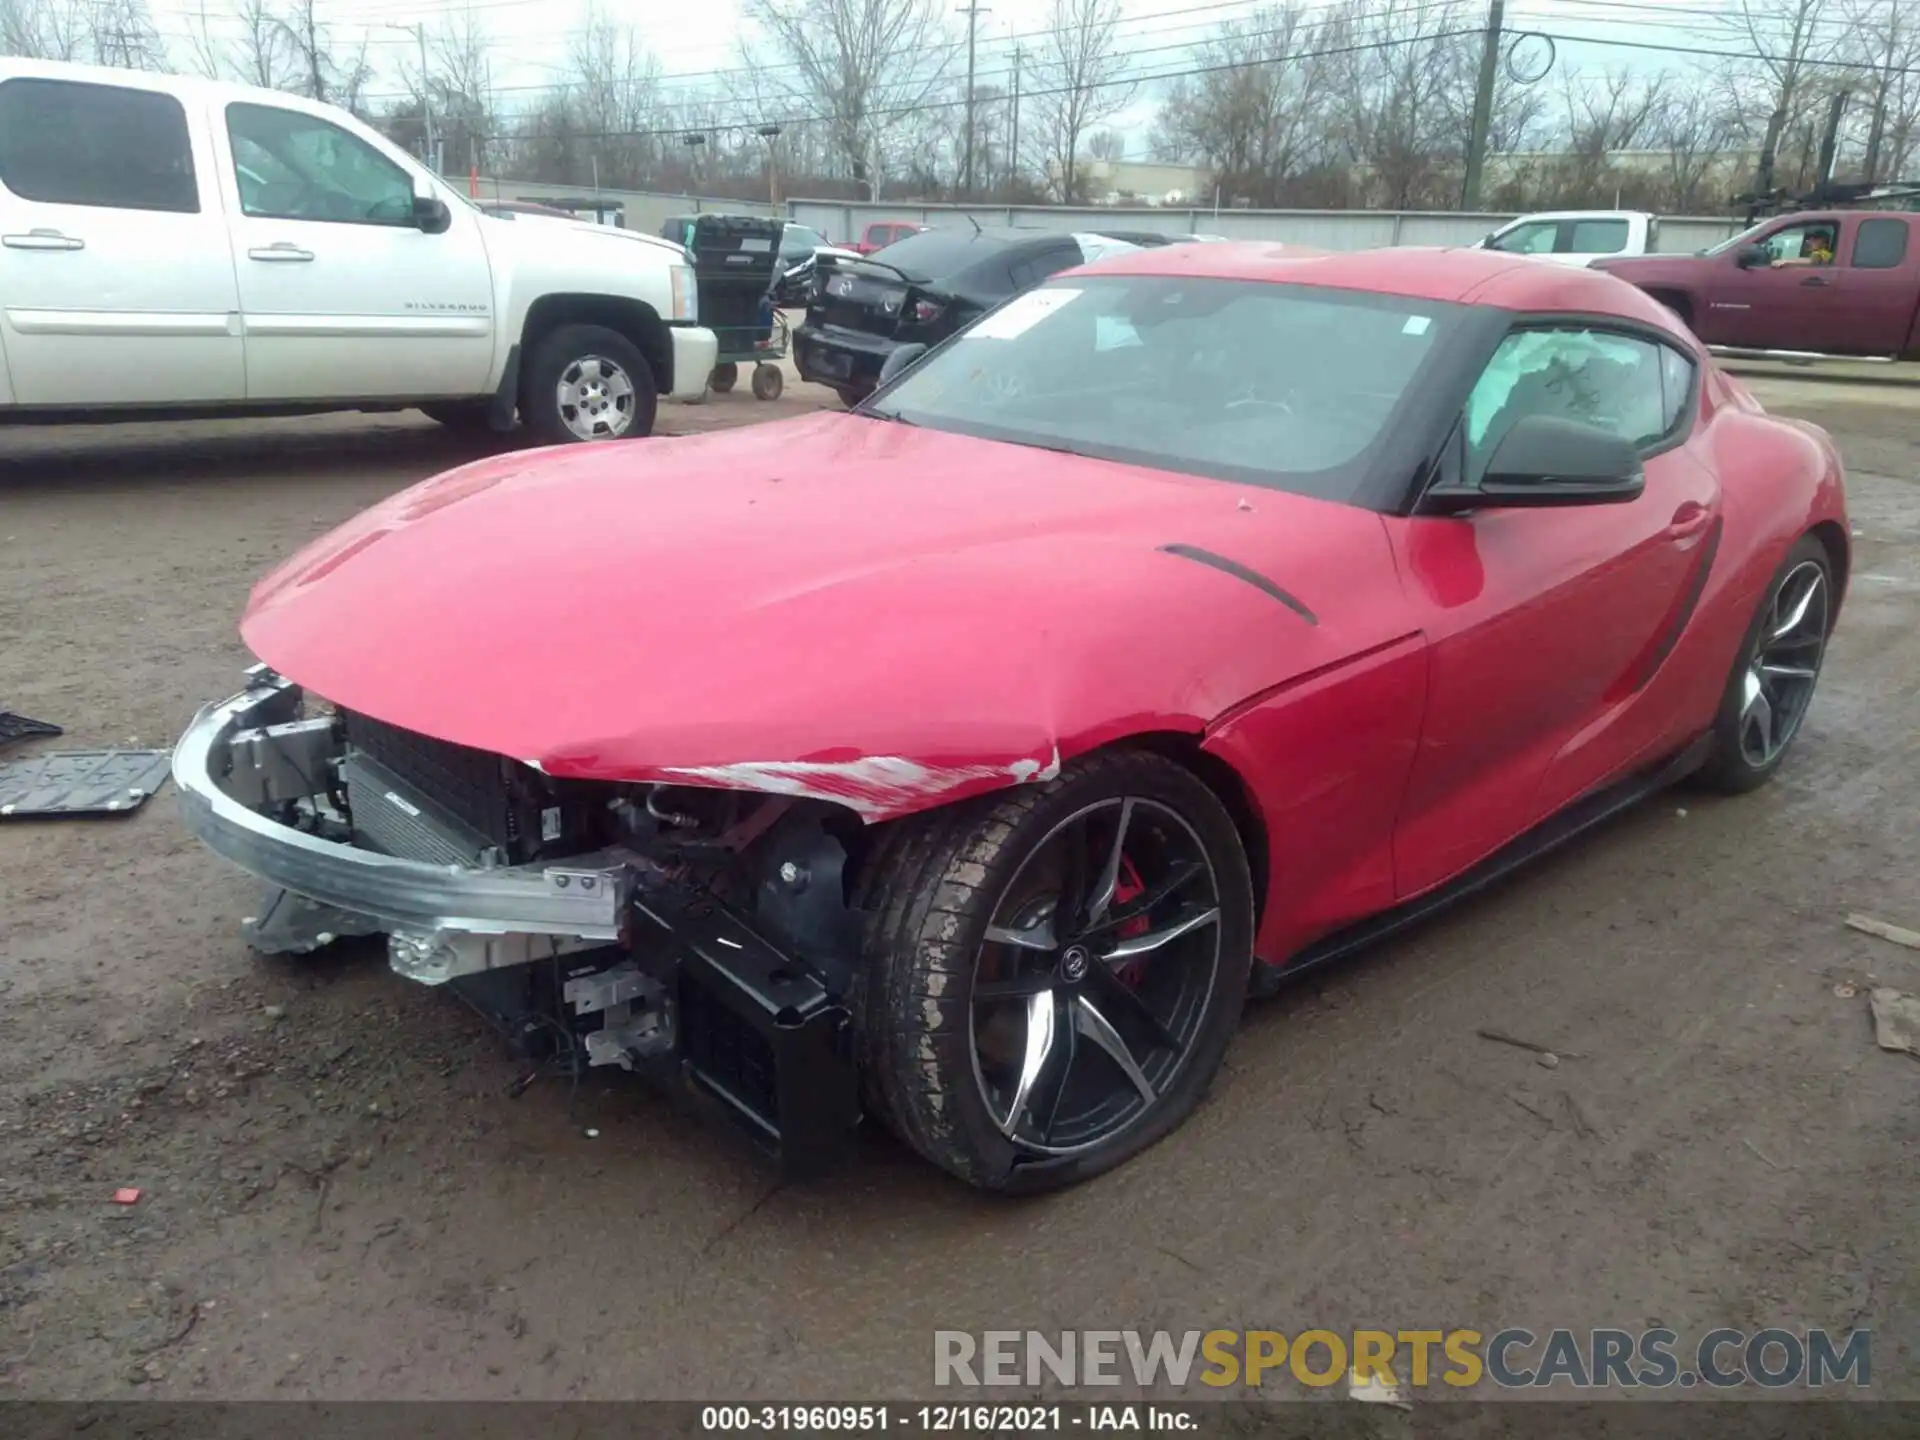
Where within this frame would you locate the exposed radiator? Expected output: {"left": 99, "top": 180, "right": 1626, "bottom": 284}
{"left": 338, "top": 751, "right": 495, "bottom": 865}
{"left": 338, "top": 709, "right": 523, "bottom": 852}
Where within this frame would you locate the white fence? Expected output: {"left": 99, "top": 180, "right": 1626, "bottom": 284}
{"left": 785, "top": 200, "right": 1743, "bottom": 255}
{"left": 471, "top": 181, "right": 1746, "bottom": 254}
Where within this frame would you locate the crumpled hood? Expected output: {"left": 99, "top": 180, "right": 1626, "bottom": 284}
{"left": 242, "top": 414, "right": 1395, "bottom": 818}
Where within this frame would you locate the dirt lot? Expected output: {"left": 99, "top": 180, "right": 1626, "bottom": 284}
{"left": 0, "top": 358, "right": 1916, "bottom": 1403}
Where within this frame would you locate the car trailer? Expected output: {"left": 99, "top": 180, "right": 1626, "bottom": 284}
{"left": 660, "top": 212, "right": 790, "bottom": 402}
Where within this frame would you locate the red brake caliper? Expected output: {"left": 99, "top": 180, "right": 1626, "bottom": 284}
{"left": 1111, "top": 856, "right": 1151, "bottom": 988}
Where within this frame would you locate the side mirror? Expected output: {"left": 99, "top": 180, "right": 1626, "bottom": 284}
{"left": 877, "top": 343, "right": 928, "bottom": 387}
{"left": 1735, "top": 243, "right": 1769, "bottom": 268}
{"left": 1422, "top": 415, "right": 1645, "bottom": 514}
{"left": 413, "top": 192, "right": 452, "bottom": 235}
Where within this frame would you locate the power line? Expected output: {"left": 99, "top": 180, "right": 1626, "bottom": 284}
{"left": 349, "top": 0, "right": 1486, "bottom": 103}
{"left": 496, "top": 24, "right": 1492, "bottom": 143}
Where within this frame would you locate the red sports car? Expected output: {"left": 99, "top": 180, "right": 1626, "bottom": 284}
{"left": 173, "top": 244, "right": 1848, "bottom": 1192}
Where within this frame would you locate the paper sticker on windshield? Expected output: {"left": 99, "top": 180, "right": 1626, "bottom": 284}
{"left": 966, "top": 288, "right": 1083, "bottom": 340}
{"left": 1403, "top": 315, "right": 1431, "bottom": 336}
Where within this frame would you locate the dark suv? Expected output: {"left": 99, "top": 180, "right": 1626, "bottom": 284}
{"left": 794, "top": 228, "right": 1137, "bottom": 404}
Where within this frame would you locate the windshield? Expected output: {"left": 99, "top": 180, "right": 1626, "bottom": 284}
{"left": 865, "top": 229, "right": 1004, "bottom": 281}
{"left": 866, "top": 276, "right": 1462, "bottom": 501}
{"left": 1702, "top": 220, "right": 1770, "bottom": 256}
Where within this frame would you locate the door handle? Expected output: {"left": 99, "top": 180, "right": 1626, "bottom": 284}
{"left": 1668, "top": 502, "right": 1713, "bottom": 539}
{"left": 248, "top": 243, "right": 314, "bottom": 262}
{"left": 1799, "top": 274, "right": 1830, "bottom": 287}
{"left": 2, "top": 228, "right": 84, "bottom": 251}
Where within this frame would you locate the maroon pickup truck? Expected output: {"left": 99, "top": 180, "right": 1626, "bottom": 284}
{"left": 1594, "top": 209, "right": 1920, "bottom": 360}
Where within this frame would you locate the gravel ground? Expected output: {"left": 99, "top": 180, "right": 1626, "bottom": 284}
{"left": 0, "top": 359, "right": 1916, "bottom": 1402}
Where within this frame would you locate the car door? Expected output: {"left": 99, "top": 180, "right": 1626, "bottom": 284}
{"left": 1830, "top": 216, "right": 1916, "bottom": 356}
{"left": 215, "top": 98, "right": 494, "bottom": 402}
{"left": 0, "top": 73, "right": 242, "bottom": 406}
{"left": 1701, "top": 217, "right": 1843, "bottom": 350}
{"left": 1387, "top": 324, "right": 1719, "bottom": 897}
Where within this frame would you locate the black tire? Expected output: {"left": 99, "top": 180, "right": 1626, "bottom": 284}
{"left": 710, "top": 362, "right": 739, "bottom": 393}
{"left": 419, "top": 400, "right": 498, "bottom": 434}
{"left": 751, "top": 363, "right": 784, "bottom": 401}
{"left": 855, "top": 750, "right": 1256, "bottom": 1193}
{"left": 521, "top": 323, "right": 658, "bottom": 445}
{"left": 1693, "top": 534, "right": 1835, "bottom": 794}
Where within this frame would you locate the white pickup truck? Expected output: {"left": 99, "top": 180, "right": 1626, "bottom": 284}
{"left": 1479, "top": 210, "right": 1659, "bottom": 267}
{"left": 0, "top": 60, "right": 717, "bottom": 443}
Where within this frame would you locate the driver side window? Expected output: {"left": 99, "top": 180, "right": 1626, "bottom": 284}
{"left": 1489, "top": 220, "right": 1560, "bottom": 255}
{"left": 1761, "top": 222, "right": 1835, "bottom": 264}
{"left": 1463, "top": 327, "right": 1676, "bottom": 481}
{"left": 226, "top": 102, "right": 415, "bottom": 226}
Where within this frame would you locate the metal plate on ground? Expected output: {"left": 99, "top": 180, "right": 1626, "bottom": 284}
{"left": 0, "top": 749, "right": 172, "bottom": 818}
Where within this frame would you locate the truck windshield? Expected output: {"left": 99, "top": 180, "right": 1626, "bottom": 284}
{"left": 1702, "top": 221, "right": 1771, "bottom": 256}
{"left": 865, "top": 275, "right": 1463, "bottom": 503}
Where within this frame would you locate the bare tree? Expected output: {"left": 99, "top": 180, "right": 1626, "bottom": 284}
{"left": 1531, "top": 67, "right": 1670, "bottom": 204}
{"left": 563, "top": 6, "right": 667, "bottom": 188}
{"left": 1029, "top": 0, "right": 1134, "bottom": 203}
{"left": 1648, "top": 83, "right": 1740, "bottom": 210}
{"left": 273, "top": 0, "right": 371, "bottom": 111}
{"left": 1152, "top": 5, "right": 1335, "bottom": 207}
{"left": 419, "top": 6, "right": 497, "bottom": 174}
{"left": 742, "top": 0, "right": 953, "bottom": 199}
{"left": 0, "top": 0, "right": 89, "bottom": 60}
{"left": 1320, "top": 0, "right": 1488, "bottom": 209}
{"left": 88, "top": 0, "right": 166, "bottom": 68}
{"left": 181, "top": 0, "right": 225, "bottom": 78}
{"left": 223, "top": 0, "right": 294, "bottom": 89}
{"left": 1718, "top": 0, "right": 1843, "bottom": 195}
{"left": 1845, "top": 0, "right": 1920, "bottom": 181}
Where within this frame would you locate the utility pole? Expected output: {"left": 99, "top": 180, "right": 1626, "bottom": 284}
{"left": 1009, "top": 42, "right": 1023, "bottom": 190}
{"left": 958, "top": 2, "right": 989, "bottom": 198}
{"left": 390, "top": 22, "right": 437, "bottom": 173}
{"left": 1815, "top": 90, "right": 1849, "bottom": 189}
{"left": 1459, "top": 0, "right": 1503, "bottom": 210}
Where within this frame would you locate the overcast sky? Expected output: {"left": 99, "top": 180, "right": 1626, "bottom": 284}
{"left": 140, "top": 0, "right": 1820, "bottom": 153}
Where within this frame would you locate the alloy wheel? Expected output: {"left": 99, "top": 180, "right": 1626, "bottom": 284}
{"left": 968, "top": 797, "right": 1224, "bottom": 1157}
{"left": 1738, "top": 559, "right": 1829, "bottom": 768}
{"left": 556, "top": 355, "right": 635, "bottom": 440}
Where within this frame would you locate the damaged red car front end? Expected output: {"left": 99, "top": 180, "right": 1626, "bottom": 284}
{"left": 174, "top": 243, "right": 1848, "bottom": 1192}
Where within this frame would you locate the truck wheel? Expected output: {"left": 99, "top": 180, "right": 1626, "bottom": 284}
{"left": 855, "top": 750, "right": 1256, "bottom": 1192}
{"left": 523, "top": 323, "right": 658, "bottom": 444}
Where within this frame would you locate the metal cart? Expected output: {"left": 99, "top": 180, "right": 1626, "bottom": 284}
{"left": 708, "top": 303, "right": 789, "bottom": 402}
{"left": 660, "top": 212, "right": 791, "bottom": 402}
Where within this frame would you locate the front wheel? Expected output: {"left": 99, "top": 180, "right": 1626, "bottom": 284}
{"left": 857, "top": 751, "right": 1256, "bottom": 1192}
{"left": 522, "top": 323, "right": 658, "bottom": 444}
{"left": 1694, "top": 534, "right": 1834, "bottom": 793}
